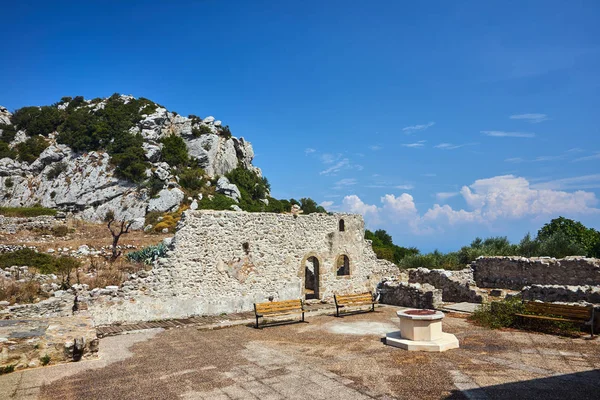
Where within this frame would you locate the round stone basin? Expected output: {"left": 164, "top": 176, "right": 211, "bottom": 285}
{"left": 396, "top": 309, "right": 445, "bottom": 341}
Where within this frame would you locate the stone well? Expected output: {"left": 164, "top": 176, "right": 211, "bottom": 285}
{"left": 385, "top": 309, "right": 459, "bottom": 352}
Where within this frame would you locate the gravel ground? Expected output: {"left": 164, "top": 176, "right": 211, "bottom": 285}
{"left": 2, "top": 306, "right": 599, "bottom": 399}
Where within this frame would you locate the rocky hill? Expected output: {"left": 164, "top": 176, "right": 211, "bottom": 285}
{"left": 0, "top": 94, "right": 310, "bottom": 230}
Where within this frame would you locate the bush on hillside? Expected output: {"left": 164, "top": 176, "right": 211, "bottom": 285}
{"left": 191, "top": 124, "right": 212, "bottom": 137}
{"left": 0, "top": 142, "right": 16, "bottom": 159}
{"left": 46, "top": 162, "right": 68, "bottom": 179}
{"left": 16, "top": 136, "right": 49, "bottom": 163}
{"left": 178, "top": 167, "right": 205, "bottom": 191}
{"left": 218, "top": 125, "right": 232, "bottom": 139}
{"left": 160, "top": 135, "right": 189, "bottom": 167}
{"left": 0, "top": 206, "right": 57, "bottom": 217}
{"left": 0, "top": 123, "right": 17, "bottom": 143}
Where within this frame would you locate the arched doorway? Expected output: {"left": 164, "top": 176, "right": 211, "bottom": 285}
{"left": 304, "top": 256, "right": 320, "bottom": 300}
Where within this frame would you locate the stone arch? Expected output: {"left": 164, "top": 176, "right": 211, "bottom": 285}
{"left": 301, "top": 254, "right": 321, "bottom": 300}
{"left": 335, "top": 254, "right": 350, "bottom": 276}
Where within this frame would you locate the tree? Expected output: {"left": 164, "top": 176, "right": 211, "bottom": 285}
{"left": 537, "top": 217, "right": 600, "bottom": 256}
{"left": 299, "top": 198, "right": 326, "bottom": 214}
{"left": 105, "top": 211, "right": 134, "bottom": 261}
{"left": 160, "top": 135, "right": 189, "bottom": 167}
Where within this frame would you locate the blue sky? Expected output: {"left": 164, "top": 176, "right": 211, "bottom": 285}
{"left": 1, "top": 1, "right": 599, "bottom": 251}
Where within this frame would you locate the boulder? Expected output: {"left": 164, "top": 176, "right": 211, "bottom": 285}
{"left": 148, "top": 188, "right": 184, "bottom": 212}
{"left": 0, "top": 106, "right": 11, "bottom": 125}
{"left": 216, "top": 177, "right": 241, "bottom": 203}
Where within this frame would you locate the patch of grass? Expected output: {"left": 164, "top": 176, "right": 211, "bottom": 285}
{"left": 0, "top": 206, "right": 57, "bottom": 217}
{"left": 0, "top": 364, "right": 16, "bottom": 375}
{"left": 0, "top": 279, "right": 43, "bottom": 304}
{"left": 469, "top": 297, "right": 525, "bottom": 329}
{"left": 46, "top": 162, "right": 68, "bottom": 179}
{"left": 40, "top": 354, "right": 51, "bottom": 366}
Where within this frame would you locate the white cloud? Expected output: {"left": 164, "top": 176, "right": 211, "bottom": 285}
{"left": 336, "top": 175, "right": 599, "bottom": 234}
{"left": 434, "top": 143, "right": 473, "bottom": 150}
{"left": 401, "top": 140, "right": 426, "bottom": 148}
{"left": 369, "top": 145, "right": 382, "bottom": 151}
{"left": 304, "top": 148, "right": 316, "bottom": 155}
{"left": 319, "top": 201, "right": 334, "bottom": 208}
{"left": 481, "top": 131, "right": 535, "bottom": 138}
{"left": 319, "top": 158, "right": 350, "bottom": 175}
{"left": 531, "top": 174, "right": 600, "bottom": 190}
{"left": 509, "top": 113, "right": 548, "bottom": 123}
{"left": 573, "top": 152, "right": 600, "bottom": 162}
{"left": 333, "top": 178, "right": 357, "bottom": 189}
{"left": 505, "top": 157, "right": 524, "bottom": 163}
{"left": 403, "top": 122, "right": 435, "bottom": 134}
{"left": 395, "top": 184, "right": 414, "bottom": 190}
{"left": 320, "top": 153, "right": 338, "bottom": 164}
{"left": 342, "top": 195, "right": 380, "bottom": 220}
{"left": 436, "top": 192, "right": 459, "bottom": 201}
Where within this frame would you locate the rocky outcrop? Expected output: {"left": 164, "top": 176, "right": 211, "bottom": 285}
{"left": 215, "top": 177, "right": 241, "bottom": 202}
{"left": 0, "top": 95, "right": 262, "bottom": 227}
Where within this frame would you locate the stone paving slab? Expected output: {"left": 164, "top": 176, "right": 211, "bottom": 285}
{"left": 2, "top": 305, "right": 600, "bottom": 399}
{"left": 442, "top": 302, "right": 482, "bottom": 313}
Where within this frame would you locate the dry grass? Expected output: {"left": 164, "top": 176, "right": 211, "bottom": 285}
{"left": 0, "top": 279, "right": 47, "bottom": 304}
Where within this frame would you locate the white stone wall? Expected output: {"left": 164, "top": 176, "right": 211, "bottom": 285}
{"left": 90, "top": 210, "right": 398, "bottom": 324}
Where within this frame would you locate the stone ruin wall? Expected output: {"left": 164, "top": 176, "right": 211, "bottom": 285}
{"left": 89, "top": 210, "right": 399, "bottom": 325}
{"left": 407, "top": 267, "right": 486, "bottom": 303}
{"left": 471, "top": 256, "right": 600, "bottom": 290}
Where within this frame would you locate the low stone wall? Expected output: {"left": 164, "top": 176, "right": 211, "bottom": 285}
{"left": 408, "top": 268, "right": 486, "bottom": 303}
{"left": 378, "top": 279, "right": 442, "bottom": 309}
{"left": 521, "top": 284, "right": 600, "bottom": 304}
{"left": 2, "top": 296, "right": 73, "bottom": 319}
{"left": 0, "top": 215, "right": 62, "bottom": 234}
{"left": 472, "top": 257, "right": 600, "bottom": 289}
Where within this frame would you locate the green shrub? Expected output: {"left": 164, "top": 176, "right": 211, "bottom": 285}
{"left": 226, "top": 168, "right": 270, "bottom": 202}
{"left": 109, "top": 133, "right": 149, "bottom": 183}
{"left": 178, "top": 167, "right": 205, "bottom": 191}
{"left": 160, "top": 135, "right": 189, "bottom": 167}
{"left": 16, "top": 136, "right": 49, "bottom": 163}
{"left": 144, "top": 176, "right": 164, "bottom": 198}
{"left": 126, "top": 242, "right": 168, "bottom": 264}
{"left": 298, "top": 198, "right": 326, "bottom": 214}
{"left": 0, "top": 249, "right": 57, "bottom": 273}
{"left": 0, "top": 206, "right": 57, "bottom": 217}
{"left": 0, "top": 142, "right": 16, "bottom": 159}
{"left": 469, "top": 297, "right": 525, "bottom": 329}
{"left": 192, "top": 125, "right": 212, "bottom": 137}
{"left": 197, "top": 194, "right": 236, "bottom": 210}
{"left": 0, "top": 364, "right": 15, "bottom": 375}
{"left": 4, "top": 177, "right": 13, "bottom": 188}
{"left": 40, "top": 354, "right": 51, "bottom": 366}
{"left": 46, "top": 162, "right": 68, "bottom": 179}
{"left": 218, "top": 125, "right": 232, "bottom": 139}
{"left": 0, "top": 123, "right": 17, "bottom": 143}
{"left": 12, "top": 106, "right": 64, "bottom": 137}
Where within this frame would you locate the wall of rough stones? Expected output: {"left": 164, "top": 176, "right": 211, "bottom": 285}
{"left": 378, "top": 279, "right": 442, "bottom": 309}
{"left": 0, "top": 215, "right": 63, "bottom": 234}
{"left": 472, "top": 256, "right": 600, "bottom": 289}
{"left": 521, "top": 284, "right": 600, "bottom": 304}
{"left": 89, "top": 210, "right": 400, "bottom": 325}
{"left": 408, "top": 267, "right": 486, "bottom": 303}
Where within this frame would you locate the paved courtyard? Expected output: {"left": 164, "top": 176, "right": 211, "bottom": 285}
{"left": 1, "top": 305, "right": 599, "bottom": 399}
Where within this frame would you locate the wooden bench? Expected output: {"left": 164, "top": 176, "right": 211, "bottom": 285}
{"left": 253, "top": 299, "right": 305, "bottom": 329}
{"left": 334, "top": 292, "right": 376, "bottom": 317}
{"left": 515, "top": 301, "right": 595, "bottom": 337}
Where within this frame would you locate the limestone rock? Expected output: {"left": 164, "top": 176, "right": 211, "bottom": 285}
{"left": 0, "top": 106, "right": 11, "bottom": 125}
{"left": 216, "top": 177, "right": 241, "bottom": 202}
{"left": 148, "top": 188, "right": 184, "bottom": 212}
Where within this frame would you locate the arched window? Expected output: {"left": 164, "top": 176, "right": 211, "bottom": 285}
{"left": 336, "top": 255, "right": 350, "bottom": 276}
{"left": 338, "top": 219, "right": 345, "bottom": 232}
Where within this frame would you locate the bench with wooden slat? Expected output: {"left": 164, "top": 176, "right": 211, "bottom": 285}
{"left": 334, "top": 292, "right": 376, "bottom": 317}
{"left": 515, "top": 301, "right": 595, "bottom": 337}
{"left": 254, "top": 299, "right": 305, "bottom": 328}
